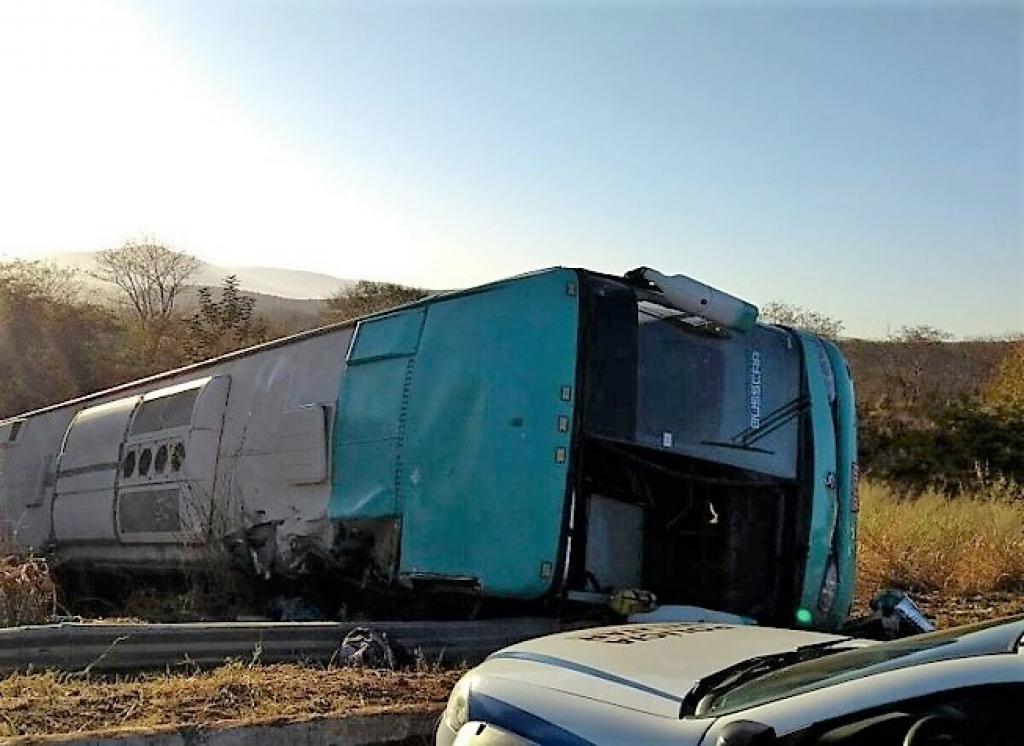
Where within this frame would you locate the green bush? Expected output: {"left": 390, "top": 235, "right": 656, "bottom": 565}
{"left": 860, "top": 401, "right": 1024, "bottom": 493}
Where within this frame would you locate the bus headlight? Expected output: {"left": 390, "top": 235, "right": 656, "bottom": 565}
{"left": 818, "top": 557, "right": 839, "bottom": 614}
{"left": 443, "top": 673, "right": 473, "bottom": 732}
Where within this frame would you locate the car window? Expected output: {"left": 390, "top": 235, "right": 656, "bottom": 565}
{"left": 781, "top": 684, "right": 1024, "bottom": 746}
{"left": 704, "top": 617, "right": 1024, "bottom": 715}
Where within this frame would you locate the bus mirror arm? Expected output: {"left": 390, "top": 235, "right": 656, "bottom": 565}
{"left": 624, "top": 267, "right": 759, "bottom": 334}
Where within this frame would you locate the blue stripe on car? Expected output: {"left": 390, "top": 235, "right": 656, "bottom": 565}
{"left": 470, "top": 692, "right": 595, "bottom": 746}
{"left": 489, "top": 651, "right": 685, "bottom": 703}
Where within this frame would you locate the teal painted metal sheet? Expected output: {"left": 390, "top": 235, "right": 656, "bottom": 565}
{"left": 794, "top": 331, "right": 840, "bottom": 629}
{"left": 329, "top": 269, "right": 580, "bottom": 599}
{"left": 348, "top": 307, "right": 426, "bottom": 362}
{"left": 331, "top": 309, "right": 425, "bottom": 518}
{"left": 821, "top": 339, "right": 858, "bottom": 627}
{"left": 399, "top": 269, "right": 579, "bottom": 598}
{"left": 339, "top": 357, "right": 410, "bottom": 442}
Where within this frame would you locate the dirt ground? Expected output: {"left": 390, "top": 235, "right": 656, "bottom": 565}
{"left": 852, "top": 588, "right": 1024, "bottom": 629}
{"left": 0, "top": 662, "right": 462, "bottom": 740}
{"left": 912, "top": 591, "right": 1024, "bottom": 629}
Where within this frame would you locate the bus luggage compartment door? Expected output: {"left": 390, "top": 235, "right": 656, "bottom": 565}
{"left": 52, "top": 395, "right": 141, "bottom": 543}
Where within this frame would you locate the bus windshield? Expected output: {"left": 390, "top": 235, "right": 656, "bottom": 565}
{"left": 634, "top": 305, "right": 803, "bottom": 479}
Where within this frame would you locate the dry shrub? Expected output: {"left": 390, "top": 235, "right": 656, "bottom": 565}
{"left": 0, "top": 660, "right": 462, "bottom": 738}
{"left": 0, "top": 554, "right": 56, "bottom": 626}
{"left": 858, "top": 479, "right": 1024, "bottom": 595}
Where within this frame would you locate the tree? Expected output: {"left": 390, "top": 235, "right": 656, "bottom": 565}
{"left": 866, "top": 326, "right": 954, "bottom": 412}
{"left": 186, "top": 275, "right": 270, "bottom": 360}
{"left": 0, "top": 260, "right": 128, "bottom": 418}
{"left": 759, "top": 301, "right": 845, "bottom": 340}
{"left": 321, "top": 280, "right": 429, "bottom": 324}
{"left": 91, "top": 238, "right": 202, "bottom": 367}
{"left": 0, "top": 259, "right": 80, "bottom": 302}
{"left": 92, "top": 239, "right": 201, "bottom": 327}
{"left": 986, "top": 342, "right": 1024, "bottom": 412}
{"left": 887, "top": 325, "right": 954, "bottom": 344}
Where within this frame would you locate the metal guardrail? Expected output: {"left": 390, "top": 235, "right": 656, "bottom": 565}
{"left": 0, "top": 617, "right": 560, "bottom": 674}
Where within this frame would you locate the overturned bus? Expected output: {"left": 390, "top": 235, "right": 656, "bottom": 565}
{"left": 0, "top": 267, "right": 857, "bottom": 630}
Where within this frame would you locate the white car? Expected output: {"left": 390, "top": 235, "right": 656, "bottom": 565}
{"left": 437, "top": 617, "right": 1024, "bottom": 745}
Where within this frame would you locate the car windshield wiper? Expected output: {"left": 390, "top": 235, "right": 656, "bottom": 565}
{"left": 679, "top": 638, "right": 850, "bottom": 718}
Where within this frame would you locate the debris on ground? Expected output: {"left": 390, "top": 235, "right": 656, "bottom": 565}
{"left": 0, "top": 555, "right": 56, "bottom": 627}
{"left": 0, "top": 661, "right": 462, "bottom": 739}
{"left": 338, "top": 627, "right": 400, "bottom": 669}
{"left": 854, "top": 589, "right": 1024, "bottom": 629}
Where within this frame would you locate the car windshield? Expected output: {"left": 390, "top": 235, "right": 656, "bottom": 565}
{"left": 699, "top": 616, "right": 1024, "bottom": 716}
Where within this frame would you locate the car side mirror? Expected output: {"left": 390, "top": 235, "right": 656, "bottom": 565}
{"left": 716, "top": 720, "right": 778, "bottom": 746}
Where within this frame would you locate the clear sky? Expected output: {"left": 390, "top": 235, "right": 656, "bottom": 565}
{"left": 0, "top": 0, "right": 1020, "bottom": 338}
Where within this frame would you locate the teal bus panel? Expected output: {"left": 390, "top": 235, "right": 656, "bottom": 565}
{"left": 331, "top": 309, "right": 424, "bottom": 519}
{"left": 822, "top": 339, "right": 858, "bottom": 626}
{"left": 397, "top": 270, "right": 580, "bottom": 598}
{"left": 338, "top": 356, "right": 409, "bottom": 443}
{"left": 348, "top": 307, "right": 426, "bottom": 362}
{"left": 795, "top": 332, "right": 841, "bottom": 629}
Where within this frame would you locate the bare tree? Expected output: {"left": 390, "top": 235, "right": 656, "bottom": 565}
{"left": 92, "top": 239, "right": 202, "bottom": 327}
{"left": 759, "top": 301, "right": 845, "bottom": 340}
{"left": 887, "top": 325, "right": 954, "bottom": 344}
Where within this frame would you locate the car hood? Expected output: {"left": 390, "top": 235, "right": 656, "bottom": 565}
{"left": 478, "top": 622, "right": 848, "bottom": 719}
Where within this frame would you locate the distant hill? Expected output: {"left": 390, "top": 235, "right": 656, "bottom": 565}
{"left": 40, "top": 251, "right": 354, "bottom": 300}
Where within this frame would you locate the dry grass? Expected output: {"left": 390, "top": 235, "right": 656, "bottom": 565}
{"left": 0, "top": 555, "right": 56, "bottom": 627}
{"left": 858, "top": 478, "right": 1024, "bottom": 596}
{"left": 0, "top": 660, "right": 462, "bottom": 739}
